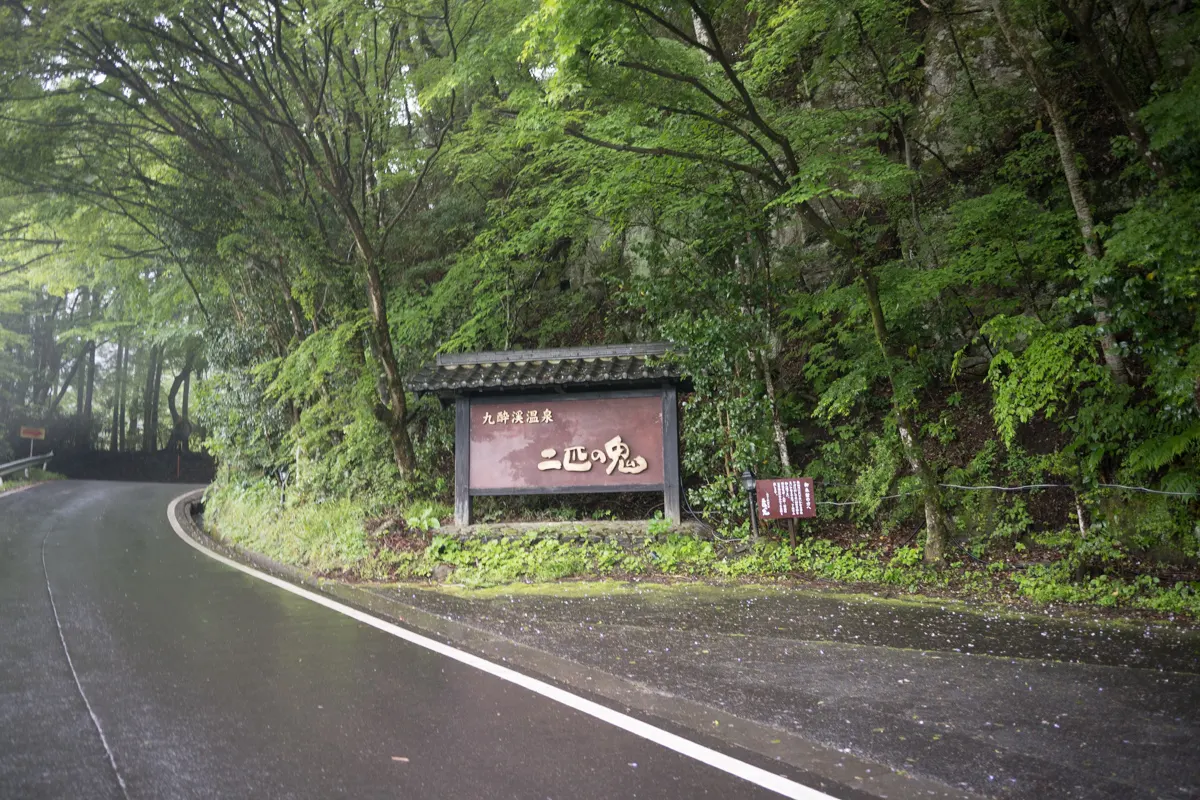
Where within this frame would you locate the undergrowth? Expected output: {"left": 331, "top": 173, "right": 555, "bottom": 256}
{"left": 0, "top": 468, "right": 65, "bottom": 491}
{"left": 205, "top": 480, "right": 371, "bottom": 573}
{"left": 206, "top": 478, "right": 1200, "bottom": 619}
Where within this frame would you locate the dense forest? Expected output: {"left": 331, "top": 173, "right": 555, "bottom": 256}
{"left": 2, "top": 0, "right": 1198, "bottom": 604}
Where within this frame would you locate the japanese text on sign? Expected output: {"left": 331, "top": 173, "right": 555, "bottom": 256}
{"left": 468, "top": 394, "right": 664, "bottom": 491}
{"left": 481, "top": 408, "right": 553, "bottom": 424}
{"left": 536, "top": 435, "right": 648, "bottom": 475}
{"left": 755, "top": 478, "right": 816, "bottom": 520}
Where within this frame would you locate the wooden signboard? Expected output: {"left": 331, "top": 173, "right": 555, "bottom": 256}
{"left": 457, "top": 388, "right": 680, "bottom": 525}
{"left": 408, "top": 342, "right": 689, "bottom": 527}
{"left": 468, "top": 394, "right": 664, "bottom": 492}
{"left": 755, "top": 477, "right": 816, "bottom": 520}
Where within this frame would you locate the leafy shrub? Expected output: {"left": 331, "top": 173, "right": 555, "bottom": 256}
{"left": 404, "top": 501, "right": 450, "bottom": 533}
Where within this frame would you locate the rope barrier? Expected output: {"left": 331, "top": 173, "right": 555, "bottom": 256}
{"left": 1096, "top": 482, "right": 1197, "bottom": 497}
{"left": 812, "top": 480, "right": 1197, "bottom": 506}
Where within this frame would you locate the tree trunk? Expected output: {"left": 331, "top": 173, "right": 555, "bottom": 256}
{"left": 277, "top": 257, "right": 308, "bottom": 343}
{"left": 83, "top": 340, "right": 96, "bottom": 450}
{"left": 31, "top": 297, "right": 62, "bottom": 407}
{"left": 141, "top": 346, "right": 152, "bottom": 452}
{"left": 75, "top": 347, "right": 85, "bottom": 418}
{"left": 181, "top": 366, "right": 192, "bottom": 452}
{"left": 47, "top": 345, "right": 86, "bottom": 415}
{"left": 142, "top": 345, "right": 159, "bottom": 453}
{"left": 1050, "top": 0, "right": 1166, "bottom": 178}
{"left": 991, "top": 0, "right": 1131, "bottom": 385}
{"left": 150, "top": 348, "right": 163, "bottom": 453}
{"left": 1045, "top": 101, "right": 1131, "bottom": 385}
{"left": 861, "top": 269, "right": 953, "bottom": 564}
{"left": 111, "top": 340, "right": 125, "bottom": 452}
{"left": 167, "top": 366, "right": 186, "bottom": 427}
{"left": 363, "top": 258, "right": 416, "bottom": 478}
{"left": 127, "top": 398, "right": 139, "bottom": 453}
{"left": 758, "top": 350, "right": 791, "bottom": 471}
{"left": 168, "top": 349, "right": 195, "bottom": 451}
{"left": 118, "top": 343, "right": 129, "bottom": 452}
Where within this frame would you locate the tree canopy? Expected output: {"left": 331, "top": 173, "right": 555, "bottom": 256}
{"left": 2, "top": 0, "right": 1198, "bottom": 570}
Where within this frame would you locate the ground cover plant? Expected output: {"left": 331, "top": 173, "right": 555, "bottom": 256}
{"left": 205, "top": 476, "right": 1200, "bottom": 619}
{"left": 0, "top": 468, "right": 65, "bottom": 493}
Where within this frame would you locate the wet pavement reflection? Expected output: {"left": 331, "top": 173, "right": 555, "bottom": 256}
{"left": 369, "top": 580, "right": 1200, "bottom": 800}
{"left": 1, "top": 482, "right": 799, "bottom": 800}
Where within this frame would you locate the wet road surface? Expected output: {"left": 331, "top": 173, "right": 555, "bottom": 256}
{"left": 375, "top": 579, "right": 1200, "bottom": 799}
{"left": 1, "top": 481, "right": 820, "bottom": 799}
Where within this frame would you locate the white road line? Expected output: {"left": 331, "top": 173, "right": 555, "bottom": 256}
{"left": 167, "top": 492, "right": 840, "bottom": 800}
{"left": 42, "top": 532, "right": 131, "bottom": 800}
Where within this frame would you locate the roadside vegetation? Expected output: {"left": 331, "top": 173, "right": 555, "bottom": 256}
{"left": 206, "top": 477, "right": 1200, "bottom": 619}
{"left": 4, "top": 0, "right": 1198, "bottom": 617}
{"left": 0, "top": 468, "right": 65, "bottom": 494}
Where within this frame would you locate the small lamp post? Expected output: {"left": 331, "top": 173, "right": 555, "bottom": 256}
{"left": 741, "top": 469, "right": 759, "bottom": 539}
{"left": 277, "top": 465, "right": 289, "bottom": 506}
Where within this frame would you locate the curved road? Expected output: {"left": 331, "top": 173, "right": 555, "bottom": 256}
{"left": 1, "top": 481, "right": 832, "bottom": 799}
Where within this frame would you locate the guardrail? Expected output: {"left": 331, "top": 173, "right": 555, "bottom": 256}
{"left": 0, "top": 452, "right": 54, "bottom": 485}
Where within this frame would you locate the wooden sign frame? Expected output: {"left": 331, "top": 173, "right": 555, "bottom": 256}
{"left": 455, "top": 386, "right": 680, "bottom": 526}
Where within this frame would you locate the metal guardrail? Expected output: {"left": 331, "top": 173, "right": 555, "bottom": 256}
{"left": 0, "top": 451, "right": 54, "bottom": 485}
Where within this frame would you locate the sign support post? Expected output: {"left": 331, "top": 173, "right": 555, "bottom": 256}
{"left": 662, "top": 385, "right": 681, "bottom": 525}
{"left": 19, "top": 426, "right": 46, "bottom": 478}
{"left": 455, "top": 396, "right": 472, "bottom": 526}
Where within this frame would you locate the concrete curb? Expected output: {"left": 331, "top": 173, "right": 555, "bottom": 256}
{"left": 172, "top": 489, "right": 977, "bottom": 800}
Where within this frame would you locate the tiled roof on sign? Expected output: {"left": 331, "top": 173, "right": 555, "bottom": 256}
{"left": 407, "top": 342, "right": 689, "bottom": 400}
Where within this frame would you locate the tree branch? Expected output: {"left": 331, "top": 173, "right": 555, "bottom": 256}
{"left": 564, "top": 125, "right": 781, "bottom": 186}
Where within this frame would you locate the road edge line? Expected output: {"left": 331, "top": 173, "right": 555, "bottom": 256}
{"left": 166, "top": 490, "right": 837, "bottom": 800}
{"left": 42, "top": 531, "right": 130, "bottom": 799}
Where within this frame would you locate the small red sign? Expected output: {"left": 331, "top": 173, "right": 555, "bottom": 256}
{"left": 756, "top": 478, "right": 816, "bottom": 520}
{"left": 19, "top": 426, "right": 46, "bottom": 440}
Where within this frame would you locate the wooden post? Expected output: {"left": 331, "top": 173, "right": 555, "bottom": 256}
{"left": 454, "top": 395, "right": 472, "bottom": 526}
{"left": 662, "top": 385, "right": 681, "bottom": 524}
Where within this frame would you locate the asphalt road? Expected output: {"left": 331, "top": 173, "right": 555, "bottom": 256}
{"left": 1, "top": 481, "right": 816, "bottom": 800}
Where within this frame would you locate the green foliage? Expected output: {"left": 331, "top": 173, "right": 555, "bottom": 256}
{"left": 405, "top": 502, "right": 449, "bottom": 533}
{"left": 196, "top": 329, "right": 288, "bottom": 475}
{"left": 206, "top": 477, "right": 1200, "bottom": 617}
{"left": 0, "top": 468, "right": 66, "bottom": 491}
{"left": 984, "top": 322, "right": 1111, "bottom": 445}
{"left": 2, "top": 0, "right": 1197, "bottom": 601}
{"left": 1011, "top": 561, "right": 1200, "bottom": 617}
{"left": 414, "top": 532, "right": 641, "bottom": 587}
{"left": 205, "top": 478, "right": 370, "bottom": 573}
{"left": 647, "top": 511, "right": 673, "bottom": 537}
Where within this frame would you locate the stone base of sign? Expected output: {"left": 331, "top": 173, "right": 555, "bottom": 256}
{"left": 436, "top": 520, "right": 706, "bottom": 544}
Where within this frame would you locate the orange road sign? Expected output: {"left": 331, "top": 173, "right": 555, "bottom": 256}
{"left": 19, "top": 426, "right": 46, "bottom": 440}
